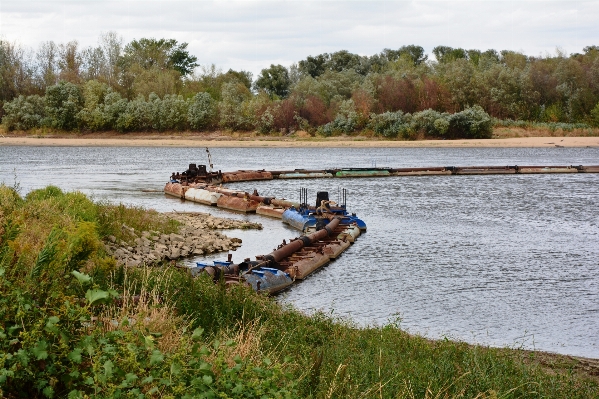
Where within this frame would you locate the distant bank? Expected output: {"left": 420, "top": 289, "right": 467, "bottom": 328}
{"left": 1, "top": 134, "right": 599, "bottom": 148}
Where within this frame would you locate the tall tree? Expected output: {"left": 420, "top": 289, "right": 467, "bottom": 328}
{"left": 121, "top": 38, "right": 198, "bottom": 76}
{"left": 382, "top": 45, "right": 428, "bottom": 65}
{"left": 254, "top": 64, "right": 291, "bottom": 98}
{"left": 34, "top": 41, "right": 59, "bottom": 91}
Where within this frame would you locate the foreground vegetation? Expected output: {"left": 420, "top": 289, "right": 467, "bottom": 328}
{"left": 1, "top": 185, "right": 597, "bottom": 398}
{"left": 2, "top": 34, "right": 599, "bottom": 139}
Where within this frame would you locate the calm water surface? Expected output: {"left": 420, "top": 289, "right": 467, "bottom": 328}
{"left": 1, "top": 145, "right": 598, "bottom": 358}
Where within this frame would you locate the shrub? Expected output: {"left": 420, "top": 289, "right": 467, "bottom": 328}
{"left": 1, "top": 95, "right": 46, "bottom": 131}
{"left": 116, "top": 95, "right": 153, "bottom": 132}
{"left": 218, "top": 81, "right": 253, "bottom": 130}
{"left": 187, "top": 92, "right": 216, "bottom": 130}
{"left": 150, "top": 93, "right": 189, "bottom": 131}
{"left": 77, "top": 80, "right": 127, "bottom": 131}
{"left": 447, "top": 105, "right": 493, "bottom": 138}
{"left": 45, "top": 82, "right": 84, "bottom": 130}
{"left": 411, "top": 108, "right": 450, "bottom": 137}
{"left": 368, "top": 110, "right": 414, "bottom": 139}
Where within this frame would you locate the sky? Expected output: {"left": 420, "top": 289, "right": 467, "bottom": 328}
{"left": 1, "top": 0, "right": 598, "bottom": 77}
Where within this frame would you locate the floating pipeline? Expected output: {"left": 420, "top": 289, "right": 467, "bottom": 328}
{"left": 190, "top": 216, "right": 355, "bottom": 293}
{"left": 169, "top": 164, "right": 599, "bottom": 186}
{"left": 164, "top": 181, "right": 301, "bottom": 214}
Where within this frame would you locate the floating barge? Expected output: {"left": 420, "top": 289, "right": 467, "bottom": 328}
{"left": 192, "top": 215, "right": 359, "bottom": 293}
{"left": 166, "top": 159, "right": 598, "bottom": 294}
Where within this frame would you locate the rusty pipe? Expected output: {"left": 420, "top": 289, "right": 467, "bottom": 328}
{"left": 264, "top": 217, "right": 341, "bottom": 264}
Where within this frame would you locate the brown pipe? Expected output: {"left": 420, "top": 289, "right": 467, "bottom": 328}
{"left": 265, "top": 217, "right": 341, "bottom": 264}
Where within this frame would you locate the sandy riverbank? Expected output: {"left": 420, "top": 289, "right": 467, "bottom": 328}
{"left": 1, "top": 133, "right": 599, "bottom": 148}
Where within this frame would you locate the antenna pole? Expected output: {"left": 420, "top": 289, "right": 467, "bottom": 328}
{"left": 205, "top": 147, "right": 214, "bottom": 172}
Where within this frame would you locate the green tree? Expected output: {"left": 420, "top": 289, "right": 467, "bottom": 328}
{"left": 433, "top": 46, "right": 468, "bottom": 64}
{"left": 45, "top": 81, "right": 84, "bottom": 130}
{"left": 254, "top": 64, "right": 291, "bottom": 98}
{"left": 298, "top": 54, "right": 329, "bottom": 78}
{"left": 188, "top": 92, "right": 216, "bottom": 129}
{"left": 2, "top": 95, "right": 46, "bottom": 130}
{"left": 121, "top": 38, "right": 198, "bottom": 76}
{"left": 382, "top": 45, "right": 428, "bottom": 65}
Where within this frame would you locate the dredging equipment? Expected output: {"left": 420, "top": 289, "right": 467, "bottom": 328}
{"left": 192, "top": 215, "right": 354, "bottom": 293}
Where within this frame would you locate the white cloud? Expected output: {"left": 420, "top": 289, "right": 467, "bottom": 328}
{"left": 1, "top": 0, "right": 597, "bottom": 76}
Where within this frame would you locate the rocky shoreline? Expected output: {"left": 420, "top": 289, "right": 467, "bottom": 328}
{"left": 104, "top": 211, "right": 262, "bottom": 266}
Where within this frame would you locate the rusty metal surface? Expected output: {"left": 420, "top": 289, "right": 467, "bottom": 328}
{"left": 285, "top": 252, "right": 330, "bottom": 280}
{"left": 518, "top": 166, "right": 578, "bottom": 173}
{"left": 216, "top": 195, "right": 260, "bottom": 213}
{"left": 222, "top": 170, "right": 273, "bottom": 183}
{"left": 256, "top": 205, "right": 286, "bottom": 218}
{"left": 164, "top": 182, "right": 186, "bottom": 198}
{"left": 322, "top": 239, "right": 351, "bottom": 259}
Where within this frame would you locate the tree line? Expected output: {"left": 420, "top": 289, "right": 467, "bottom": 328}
{"left": 1, "top": 32, "right": 598, "bottom": 138}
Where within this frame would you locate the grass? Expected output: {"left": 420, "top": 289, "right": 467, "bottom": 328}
{"left": 1, "top": 185, "right": 597, "bottom": 398}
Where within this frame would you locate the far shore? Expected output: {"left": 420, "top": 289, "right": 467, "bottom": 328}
{"left": 1, "top": 132, "right": 599, "bottom": 148}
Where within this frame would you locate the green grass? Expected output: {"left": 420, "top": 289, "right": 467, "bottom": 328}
{"left": 0, "top": 185, "right": 597, "bottom": 398}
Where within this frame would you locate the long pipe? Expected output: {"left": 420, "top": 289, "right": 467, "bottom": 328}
{"left": 264, "top": 217, "right": 341, "bottom": 264}
{"left": 200, "top": 216, "right": 341, "bottom": 278}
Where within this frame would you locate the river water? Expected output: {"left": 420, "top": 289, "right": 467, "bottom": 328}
{"left": 1, "top": 145, "right": 598, "bottom": 358}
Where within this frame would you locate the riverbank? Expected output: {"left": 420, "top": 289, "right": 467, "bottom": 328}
{"left": 1, "top": 184, "right": 598, "bottom": 397}
{"left": 1, "top": 130, "right": 599, "bottom": 148}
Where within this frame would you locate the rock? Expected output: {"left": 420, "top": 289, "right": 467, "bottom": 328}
{"left": 170, "top": 233, "right": 185, "bottom": 242}
{"left": 168, "top": 248, "right": 181, "bottom": 259}
{"left": 108, "top": 235, "right": 116, "bottom": 243}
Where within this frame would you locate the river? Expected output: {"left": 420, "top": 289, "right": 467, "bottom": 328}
{"left": 1, "top": 145, "right": 598, "bottom": 358}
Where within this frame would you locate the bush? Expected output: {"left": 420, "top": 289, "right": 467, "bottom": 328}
{"left": 187, "top": 92, "right": 216, "bottom": 130}
{"left": 77, "top": 81, "right": 127, "bottom": 131}
{"left": 115, "top": 95, "right": 153, "bottom": 132}
{"left": 1, "top": 95, "right": 46, "bottom": 131}
{"left": 447, "top": 105, "right": 493, "bottom": 138}
{"left": 150, "top": 93, "right": 189, "bottom": 131}
{"left": 45, "top": 82, "right": 84, "bottom": 130}
{"left": 411, "top": 109, "right": 450, "bottom": 137}
{"left": 368, "top": 110, "right": 414, "bottom": 139}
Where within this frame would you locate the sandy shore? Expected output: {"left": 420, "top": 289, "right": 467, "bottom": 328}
{"left": 1, "top": 135, "right": 598, "bottom": 148}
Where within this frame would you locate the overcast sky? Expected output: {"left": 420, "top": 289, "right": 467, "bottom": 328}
{"left": 1, "top": 1, "right": 597, "bottom": 77}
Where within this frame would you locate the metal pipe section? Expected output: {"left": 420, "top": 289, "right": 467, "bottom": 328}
{"left": 264, "top": 217, "right": 341, "bottom": 264}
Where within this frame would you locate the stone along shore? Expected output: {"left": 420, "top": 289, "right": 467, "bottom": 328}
{"left": 104, "top": 212, "right": 262, "bottom": 266}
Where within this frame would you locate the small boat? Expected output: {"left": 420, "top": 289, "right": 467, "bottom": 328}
{"left": 241, "top": 266, "right": 294, "bottom": 293}
{"left": 194, "top": 260, "right": 293, "bottom": 294}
